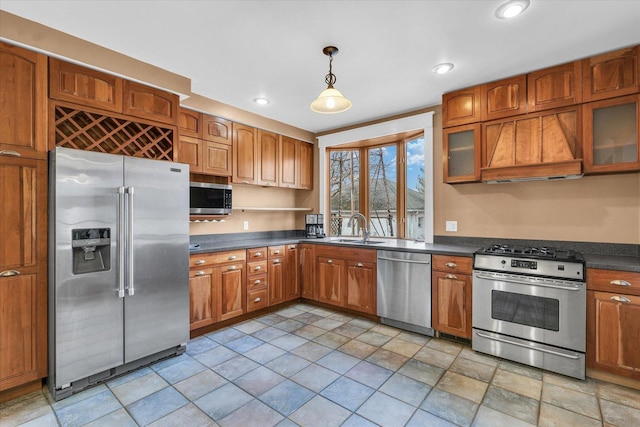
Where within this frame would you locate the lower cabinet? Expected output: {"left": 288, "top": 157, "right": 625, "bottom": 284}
{"left": 189, "top": 250, "right": 246, "bottom": 330}
{"left": 431, "top": 255, "right": 473, "bottom": 339}
{"left": 313, "top": 245, "right": 376, "bottom": 315}
{"left": 587, "top": 268, "right": 640, "bottom": 380}
{"left": 268, "top": 246, "right": 285, "bottom": 306}
{"left": 299, "top": 244, "right": 316, "bottom": 300}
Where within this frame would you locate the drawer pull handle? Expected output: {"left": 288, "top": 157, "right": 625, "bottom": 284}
{"left": 355, "top": 263, "right": 363, "bottom": 267}
{"left": 327, "top": 259, "right": 333, "bottom": 264}
{"left": 610, "top": 296, "right": 631, "bottom": 303}
{"left": 195, "top": 260, "right": 206, "bottom": 265}
{"left": 254, "top": 280, "right": 262, "bottom": 285}
{"left": 228, "top": 255, "right": 237, "bottom": 260}
{"left": 228, "top": 266, "right": 237, "bottom": 271}
{"left": 0, "top": 150, "right": 21, "bottom": 157}
{"left": 445, "top": 274, "right": 457, "bottom": 280}
{"left": 0, "top": 270, "right": 20, "bottom": 277}
{"left": 445, "top": 262, "right": 457, "bottom": 268}
{"left": 254, "top": 297, "right": 262, "bottom": 303}
{"left": 255, "top": 252, "right": 262, "bottom": 257}
{"left": 273, "top": 259, "right": 280, "bottom": 264}
{"left": 242, "top": 180, "right": 250, "bottom": 184}
{"left": 274, "top": 250, "right": 281, "bottom": 254}
{"left": 254, "top": 266, "right": 262, "bottom": 271}
{"left": 610, "top": 280, "right": 631, "bottom": 287}
{"left": 194, "top": 271, "right": 205, "bottom": 276}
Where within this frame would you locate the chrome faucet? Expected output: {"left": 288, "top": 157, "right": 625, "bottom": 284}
{"left": 347, "top": 213, "right": 370, "bottom": 242}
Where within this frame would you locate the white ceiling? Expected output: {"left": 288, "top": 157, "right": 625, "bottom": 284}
{"left": 1, "top": 1, "right": 639, "bottom": 133}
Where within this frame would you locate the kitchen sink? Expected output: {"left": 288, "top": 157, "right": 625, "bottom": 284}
{"left": 335, "top": 238, "right": 384, "bottom": 244}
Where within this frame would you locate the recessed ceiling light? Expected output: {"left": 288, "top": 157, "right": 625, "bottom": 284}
{"left": 495, "top": 0, "right": 530, "bottom": 19}
{"left": 432, "top": 63, "right": 454, "bottom": 74}
{"left": 253, "top": 97, "right": 270, "bottom": 105}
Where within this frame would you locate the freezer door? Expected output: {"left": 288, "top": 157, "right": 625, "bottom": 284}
{"left": 51, "top": 147, "right": 124, "bottom": 387}
{"left": 123, "top": 157, "right": 189, "bottom": 363}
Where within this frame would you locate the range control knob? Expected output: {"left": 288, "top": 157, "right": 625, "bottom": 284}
{"left": 501, "top": 260, "right": 506, "bottom": 264}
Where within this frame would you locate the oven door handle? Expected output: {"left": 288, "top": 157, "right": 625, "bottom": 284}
{"left": 474, "top": 273, "right": 582, "bottom": 291}
{"left": 474, "top": 331, "right": 581, "bottom": 360}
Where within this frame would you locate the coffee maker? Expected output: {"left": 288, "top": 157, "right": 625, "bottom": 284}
{"left": 305, "top": 214, "right": 325, "bottom": 238}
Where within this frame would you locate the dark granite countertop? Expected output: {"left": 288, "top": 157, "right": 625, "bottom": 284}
{"left": 189, "top": 231, "right": 640, "bottom": 272}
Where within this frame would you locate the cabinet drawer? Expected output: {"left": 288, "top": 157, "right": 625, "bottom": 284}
{"left": 247, "top": 247, "right": 267, "bottom": 260}
{"left": 247, "top": 260, "right": 267, "bottom": 276}
{"left": 587, "top": 268, "right": 640, "bottom": 296}
{"left": 268, "top": 246, "right": 285, "bottom": 258}
{"left": 432, "top": 255, "right": 473, "bottom": 274}
{"left": 190, "top": 250, "right": 246, "bottom": 267}
{"left": 189, "top": 268, "right": 213, "bottom": 278}
{"left": 247, "top": 289, "right": 268, "bottom": 312}
{"left": 315, "top": 245, "right": 377, "bottom": 262}
{"left": 248, "top": 274, "right": 267, "bottom": 291}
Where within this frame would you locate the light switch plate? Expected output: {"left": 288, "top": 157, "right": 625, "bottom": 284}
{"left": 243, "top": 220, "right": 249, "bottom": 230}
{"left": 446, "top": 221, "right": 457, "bottom": 232}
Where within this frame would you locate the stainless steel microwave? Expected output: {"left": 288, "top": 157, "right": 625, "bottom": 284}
{"left": 189, "top": 182, "right": 232, "bottom": 215}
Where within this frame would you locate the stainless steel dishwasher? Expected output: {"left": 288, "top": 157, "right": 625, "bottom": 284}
{"left": 377, "top": 250, "right": 433, "bottom": 336}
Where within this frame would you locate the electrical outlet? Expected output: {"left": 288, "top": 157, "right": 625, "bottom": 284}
{"left": 243, "top": 220, "right": 249, "bottom": 230}
{"left": 445, "top": 221, "right": 458, "bottom": 232}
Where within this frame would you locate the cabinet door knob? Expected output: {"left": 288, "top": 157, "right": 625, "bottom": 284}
{"left": 610, "top": 280, "right": 631, "bottom": 287}
{"left": 254, "top": 297, "right": 262, "bottom": 303}
{"left": 194, "top": 271, "right": 205, "bottom": 276}
{"left": 228, "top": 255, "right": 237, "bottom": 260}
{"left": 445, "top": 262, "right": 458, "bottom": 268}
{"left": 610, "top": 296, "right": 631, "bottom": 303}
{"left": 273, "top": 259, "right": 280, "bottom": 264}
{"left": 0, "top": 270, "right": 20, "bottom": 277}
{"left": 445, "top": 274, "right": 457, "bottom": 280}
{"left": 195, "top": 260, "right": 206, "bottom": 265}
{"left": 327, "top": 259, "right": 333, "bottom": 264}
{"left": 274, "top": 250, "right": 280, "bottom": 254}
{"left": 228, "top": 265, "right": 237, "bottom": 271}
{"left": 355, "top": 263, "right": 363, "bottom": 267}
{"left": 254, "top": 266, "right": 262, "bottom": 271}
{"left": 255, "top": 252, "right": 262, "bottom": 257}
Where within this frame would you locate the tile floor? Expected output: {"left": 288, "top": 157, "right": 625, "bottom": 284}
{"left": 2, "top": 303, "right": 640, "bottom": 427}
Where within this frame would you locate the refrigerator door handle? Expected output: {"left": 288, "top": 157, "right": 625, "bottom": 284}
{"left": 118, "top": 187, "right": 126, "bottom": 298}
{"left": 127, "top": 187, "right": 135, "bottom": 296}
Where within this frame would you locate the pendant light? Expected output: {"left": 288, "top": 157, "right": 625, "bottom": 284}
{"left": 310, "top": 46, "right": 352, "bottom": 114}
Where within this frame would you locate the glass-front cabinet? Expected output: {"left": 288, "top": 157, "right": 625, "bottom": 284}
{"left": 443, "top": 124, "right": 481, "bottom": 183}
{"left": 583, "top": 94, "right": 640, "bottom": 173}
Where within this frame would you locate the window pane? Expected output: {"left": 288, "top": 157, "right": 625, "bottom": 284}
{"left": 406, "top": 136, "right": 425, "bottom": 239}
{"left": 329, "top": 150, "right": 359, "bottom": 236}
{"left": 368, "top": 145, "right": 397, "bottom": 237}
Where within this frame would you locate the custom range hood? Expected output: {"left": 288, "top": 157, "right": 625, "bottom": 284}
{"left": 481, "top": 108, "right": 584, "bottom": 184}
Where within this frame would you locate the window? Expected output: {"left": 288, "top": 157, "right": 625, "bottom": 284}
{"left": 327, "top": 132, "right": 424, "bottom": 240}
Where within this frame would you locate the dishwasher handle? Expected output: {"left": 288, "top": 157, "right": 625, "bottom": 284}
{"left": 377, "top": 256, "right": 430, "bottom": 265}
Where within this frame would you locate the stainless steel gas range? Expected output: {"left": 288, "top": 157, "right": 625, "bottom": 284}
{"left": 472, "top": 244, "right": 586, "bottom": 379}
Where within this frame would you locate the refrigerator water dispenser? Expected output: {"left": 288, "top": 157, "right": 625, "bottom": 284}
{"left": 72, "top": 228, "right": 111, "bottom": 274}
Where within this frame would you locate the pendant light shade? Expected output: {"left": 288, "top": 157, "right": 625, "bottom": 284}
{"left": 310, "top": 46, "right": 352, "bottom": 114}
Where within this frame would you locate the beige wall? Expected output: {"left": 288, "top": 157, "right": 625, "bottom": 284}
{"left": 430, "top": 106, "right": 640, "bottom": 244}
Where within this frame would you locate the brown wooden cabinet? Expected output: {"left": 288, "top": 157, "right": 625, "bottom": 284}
{"left": 583, "top": 94, "right": 640, "bottom": 174}
{"left": 280, "top": 136, "right": 298, "bottom": 188}
{"left": 0, "top": 42, "right": 47, "bottom": 159}
{"left": 176, "top": 135, "right": 203, "bottom": 173}
{"left": 298, "top": 140, "right": 314, "bottom": 190}
{"left": 443, "top": 124, "right": 481, "bottom": 183}
{"left": 267, "top": 246, "right": 285, "bottom": 305}
{"left": 123, "top": 81, "right": 179, "bottom": 125}
{"left": 189, "top": 250, "right": 246, "bottom": 330}
{"left": 232, "top": 123, "right": 258, "bottom": 185}
{"left": 246, "top": 248, "right": 268, "bottom": 313}
{"left": 528, "top": 61, "right": 583, "bottom": 112}
{"left": 431, "top": 255, "right": 473, "bottom": 339}
{"left": 313, "top": 245, "right": 376, "bottom": 314}
{"left": 284, "top": 245, "right": 299, "bottom": 301}
{"left": 587, "top": 268, "right": 640, "bottom": 380}
{"left": 442, "top": 86, "right": 482, "bottom": 128}
{"left": 481, "top": 75, "right": 527, "bottom": 122}
{"left": 583, "top": 46, "right": 640, "bottom": 103}
{"left": 257, "top": 130, "right": 280, "bottom": 187}
{"left": 0, "top": 156, "right": 47, "bottom": 392}
{"left": 203, "top": 115, "right": 232, "bottom": 144}
{"left": 178, "top": 108, "right": 203, "bottom": 138}
{"left": 177, "top": 109, "right": 232, "bottom": 176}
{"left": 299, "top": 244, "right": 316, "bottom": 300}
{"left": 49, "top": 58, "right": 123, "bottom": 114}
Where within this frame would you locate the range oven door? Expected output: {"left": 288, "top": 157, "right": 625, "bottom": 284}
{"left": 472, "top": 270, "right": 586, "bottom": 352}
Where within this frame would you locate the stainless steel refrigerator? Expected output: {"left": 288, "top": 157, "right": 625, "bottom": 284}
{"left": 48, "top": 147, "right": 189, "bottom": 400}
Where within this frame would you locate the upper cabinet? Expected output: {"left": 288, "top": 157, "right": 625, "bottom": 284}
{"left": 528, "top": 61, "right": 583, "bottom": 112}
{"left": 49, "top": 58, "right": 123, "bottom": 113}
{"left": 177, "top": 108, "right": 232, "bottom": 176}
{"left": 257, "top": 130, "right": 280, "bottom": 187}
{"left": 232, "top": 123, "right": 258, "bottom": 185}
{"left": 123, "top": 81, "right": 179, "bottom": 125}
{"left": 298, "top": 141, "right": 314, "bottom": 190}
{"left": 0, "top": 42, "right": 48, "bottom": 159}
{"left": 583, "top": 46, "right": 640, "bottom": 102}
{"left": 442, "top": 86, "right": 481, "bottom": 128}
{"left": 178, "top": 108, "right": 202, "bottom": 138}
{"left": 203, "top": 116, "right": 232, "bottom": 144}
{"left": 481, "top": 75, "right": 527, "bottom": 121}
